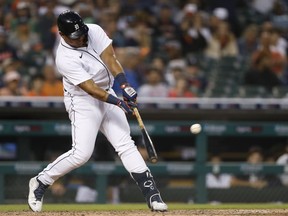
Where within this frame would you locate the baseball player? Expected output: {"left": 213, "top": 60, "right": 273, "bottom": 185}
{"left": 28, "top": 10, "right": 167, "bottom": 212}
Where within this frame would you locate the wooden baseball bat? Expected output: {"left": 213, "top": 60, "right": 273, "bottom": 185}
{"left": 133, "top": 107, "right": 158, "bottom": 163}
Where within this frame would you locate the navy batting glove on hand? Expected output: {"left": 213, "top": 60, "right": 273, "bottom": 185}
{"left": 117, "top": 100, "right": 134, "bottom": 115}
{"left": 106, "top": 94, "right": 133, "bottom": 115}
{"left": 122, "top": 84, "right": 137, "bottom": 103}
{"left": 126, "top": 101, "right": 137, "bottom": 110}
{"left": 115, "top": 73, "right": 137, "bottom": 102}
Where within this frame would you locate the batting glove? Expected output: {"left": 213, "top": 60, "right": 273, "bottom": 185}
{"left": 126, "top": 100, "right": 137, "bottom": 110}
{"left": 117, "top": 100, "right": 134, "bottom": 115}
{"left": 122, "top": 84, "right": 137, "bottom": 103}
{"left": 106, "top": 94, "right": 134, "bottom": 115}
{"left": 114, "top": 73, "right": 137, "bottom": 103}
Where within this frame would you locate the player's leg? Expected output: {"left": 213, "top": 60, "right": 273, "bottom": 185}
{"left": 28, "top": 96, "right": 102, "bottom": 212}
{"left": 100, "top": 102, "right": 167, "bottom": 211}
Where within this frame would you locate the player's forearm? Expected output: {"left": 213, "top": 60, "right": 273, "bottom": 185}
{"left": 106, "top": 56, "right": 124, "bottom": 78}
{"left": 78, "top": 79, "right": 108, "bottom": 102}
{"left": 101, "top": 44, "right": 124, "bottom": 77}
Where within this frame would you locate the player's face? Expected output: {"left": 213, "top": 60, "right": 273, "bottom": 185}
{"left": 62, "top": 33, "right": 88, "bottom": 48}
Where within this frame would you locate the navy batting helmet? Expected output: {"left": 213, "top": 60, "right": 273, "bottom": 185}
{"left": 57, "top": 10, "right": 89, "bottom": 39}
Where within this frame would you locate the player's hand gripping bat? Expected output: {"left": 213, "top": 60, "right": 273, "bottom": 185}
{"left": 133, "top": 107, "right": 158, "bottom": 163}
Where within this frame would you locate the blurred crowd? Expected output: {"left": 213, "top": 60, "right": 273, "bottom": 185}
{"left": 1, "top": 0, "right": 288, "bottom": 97}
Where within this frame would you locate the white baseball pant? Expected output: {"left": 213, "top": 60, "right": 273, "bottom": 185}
{"left": 37, "top": 89, "right": 147, "bottom": 185}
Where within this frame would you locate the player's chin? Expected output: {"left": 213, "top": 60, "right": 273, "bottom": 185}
{"left": 83, "top": 36, "right": 88, "bottom": 46}
{"left": 77, "top": 42, "right": 88, "bottom": 48}
{"left": 81, "top": 41, "right": 88, "bottom": 47}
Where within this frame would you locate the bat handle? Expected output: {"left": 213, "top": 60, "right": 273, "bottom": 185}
{"left": 133, "top": 107, "right": 144, "bottom": 129}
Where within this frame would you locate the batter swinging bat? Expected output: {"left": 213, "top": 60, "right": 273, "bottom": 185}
{"left": 133, "top": 107, "right": 158, "bottom": 163}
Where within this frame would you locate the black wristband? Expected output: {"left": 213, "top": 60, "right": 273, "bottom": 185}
{"left": 106, "top": 94, "right": 120, "bottom": 105}
{"left": 115, "top": 73, "right": 127, "bottom": 87}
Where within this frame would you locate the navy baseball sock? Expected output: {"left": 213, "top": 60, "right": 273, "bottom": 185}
{"left": 131, "top": 170, "right": 161, "bottom": 208}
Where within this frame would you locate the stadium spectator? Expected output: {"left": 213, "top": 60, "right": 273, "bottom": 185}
{"left": 179, "top": 10, "right": 210, "bottom": 56}
{"left": 0, "top": 0, "right": 11, "bottom": 28}
{"left": 237, "top": 24, "right": 259, "bottom": 61}
{"left": 165, "top": 66, "right": 184, "bottom": 88}
{"left": 231, "top": 146, "right": 281, "bottom": 188}
{"left": 0, "top": 26, "right": 19, "bottom": 67}
{"left": 151, "top": 56, "right": 167, "bottom": 72}
{"left": 21, "top": 42, "right": 48, "bottom": 81}
{"left": 164, "top": 40, "right": 184, "bottom": 62}
{"left": 208, "top": 7, "right": 229, "bottom": 34}
{"left": 204, "top": 21, "right": 239, "bottom": 60}
{"left": 251, "top": 30, "right": 286, "bottom": 78}
{"left": 151, "top": 4, "right": 180, "bottom": 55}
{"left": 7, "top": 16, "right": 41, "bottom": 60}
{"left": 72, "top": 0, "right": 97, "bottom": 23}
{"left": 164, "top": 40, "right": 186, "bottom": 81}
{"left": 184, "top": 56, "right": 207, "bottom": 95}
{"left": 138, "top": 67, "right": 169, "bottom": 97}
{"left": 1, "top": 58, "right": 20, "bottom": 75}
{"left": 206, "top": 155, "right": 232, "bottom": 189}
{"left": 117, "top": 13, "right": 141, "bottom": 47}
{"left": 244, "top": 51, "right": 282, "bottom": 91}
{"left": 174, "top": 3, "right": 198, "bottom": 24}
{"left": 168, "top": 77, "right": 195, "bottom": 98}
{"left": 208, "top": 0, "right": 242, "bottom": 36}
{"left": 270, "top": 28, "right": 287, "bottom": 58}
{"left": 9, "top": 1, "right": 38, "bottom": 32}
{"left": 41, "top": 64, "right": 63, "bottom": 96}
{"left": 24, "top": 74, "right": 46, "bottom": 96}
{"left": 0, "top": 70, "right": 27, "bottom": 96}
{"left": 36, "top": 0, "right": 57, "bottom": 52}
{"left": 101, "top": 13, "right": 126, "bottom": 48}
{"left": 132, "top": 11, "right": 153, "bottom": 58}
{"left": 276, "top": 144, "right": 288, "bottom": 186}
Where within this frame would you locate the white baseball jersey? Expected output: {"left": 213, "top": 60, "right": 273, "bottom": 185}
{"left": 55, "top": 24, "right": 114, "bottom": 95}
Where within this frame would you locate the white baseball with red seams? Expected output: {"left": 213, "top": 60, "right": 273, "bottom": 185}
{"left": 190, "top": 123, "right": 202, "bottom": 134}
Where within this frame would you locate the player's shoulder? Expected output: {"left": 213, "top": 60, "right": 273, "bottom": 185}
{"left": 86, "top": 23, "right": 104, "bottom": 33}
{"left": 55, "top": 41, "right": 77, "bottom": 65}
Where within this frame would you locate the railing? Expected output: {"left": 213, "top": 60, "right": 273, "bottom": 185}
{"left": 0, "top": 96, "right": 288, "bottom": 110}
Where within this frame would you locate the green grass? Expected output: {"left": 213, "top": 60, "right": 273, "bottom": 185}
{"left": 0, "top": 203, "right": 288, "bottom": 212}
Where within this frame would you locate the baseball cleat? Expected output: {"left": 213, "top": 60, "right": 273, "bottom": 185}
{"left": 149, "top": 193, "right": 168, "bottom": 212}
{"left": 28, "top": 177, "right": 49, "bottom": 212}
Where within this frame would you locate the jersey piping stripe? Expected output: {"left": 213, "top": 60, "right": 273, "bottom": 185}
{"left": 38, "top": 93, "right": 77, "bottom": 181}
{"left": 92, "top": 48, "right": 112, "bottom": 89}
{"left": 60, "top": 42, "right": 112, "bottom": 90}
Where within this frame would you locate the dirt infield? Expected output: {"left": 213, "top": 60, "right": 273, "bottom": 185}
{"left": 3, "top": 209, "right": 288, "bottom": 216}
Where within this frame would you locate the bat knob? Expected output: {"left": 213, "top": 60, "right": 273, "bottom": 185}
{"left": 150, "top": 158, "right": 158, "bottom": 164}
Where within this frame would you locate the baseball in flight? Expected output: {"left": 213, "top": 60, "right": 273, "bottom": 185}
{"left": 190, "top": 123, "right": 202, "bottom": 134}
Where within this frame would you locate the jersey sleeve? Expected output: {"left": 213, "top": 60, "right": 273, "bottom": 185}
{"left": 56, "top": 57, "right": 92, "bottom": 86}
{"left": 88, "top": 24, "right": 112, "bottom": 54}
